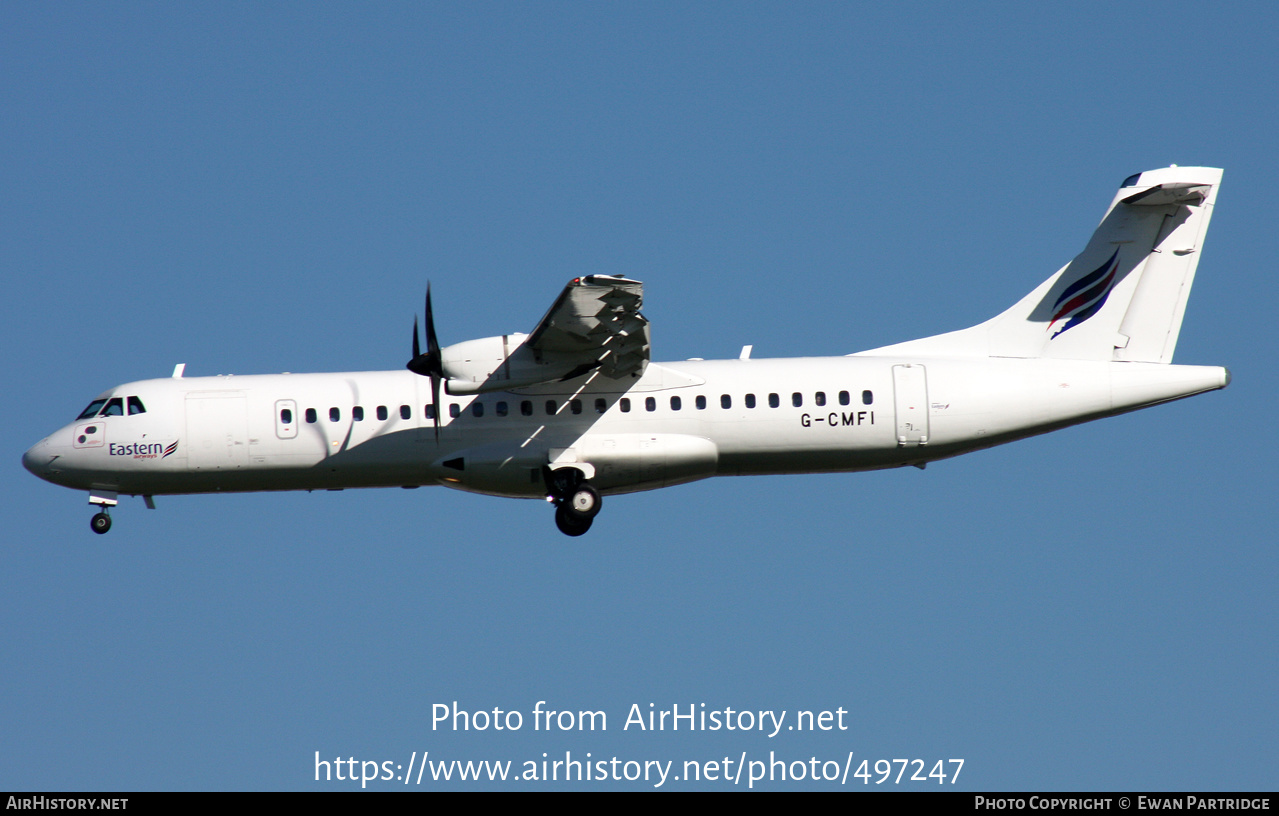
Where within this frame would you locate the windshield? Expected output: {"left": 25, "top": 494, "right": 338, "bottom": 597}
{"left": 77, "top": 399, "right": 108, "bottom": 420}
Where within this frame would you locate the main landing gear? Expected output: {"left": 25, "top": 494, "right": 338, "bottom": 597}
{"left": 546, "top": 468, "right": 602, "bottom": 537}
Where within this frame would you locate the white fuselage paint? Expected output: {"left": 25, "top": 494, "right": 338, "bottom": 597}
{"left": 23, "top": 355, "right": 1228, "bottom": 502}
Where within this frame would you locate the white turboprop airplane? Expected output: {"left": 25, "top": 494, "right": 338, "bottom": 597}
{"left": 24, "top": 166, "right": 1229, "bottom": 537}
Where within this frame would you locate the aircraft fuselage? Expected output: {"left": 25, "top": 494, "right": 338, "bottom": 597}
{"left": 23, "top": 355, "right": 1228, "bottom": 504}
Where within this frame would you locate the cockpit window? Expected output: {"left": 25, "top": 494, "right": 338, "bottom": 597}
{"left": 1121, "top": 172, "right": 1142, "bottom": 188}
{"left": 127, "top": 396, "right": 146, "bottom": 415}
{"left": 102, "top": 398, "right": 125, "bottom": 417}
{"left": 77, "top": 399, "right": 108, "bottom": 420}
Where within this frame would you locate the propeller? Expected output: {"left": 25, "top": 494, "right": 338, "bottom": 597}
{"left": 406, "top": 284, "right": 443, "bottom": 439}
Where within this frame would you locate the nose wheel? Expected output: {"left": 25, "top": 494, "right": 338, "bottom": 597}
{"left": 87, "top": 490, "right": 118, "bottom": 535}
{"left": 90, "top": 511, "right": 112, "bottom": 534}
{"left": 546, "top": 468, "right": 602, "bottom": 537}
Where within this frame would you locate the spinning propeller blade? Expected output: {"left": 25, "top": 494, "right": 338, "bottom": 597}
{"left": 406, "top": 284, "right": 443, "bottom": 439}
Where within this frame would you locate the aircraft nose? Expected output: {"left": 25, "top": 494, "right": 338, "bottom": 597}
{"left": 23, "top": 439, "right": 52, "bottom": 477}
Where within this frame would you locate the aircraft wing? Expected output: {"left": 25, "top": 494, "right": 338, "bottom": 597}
{"left": 524, "top": 275, "right": 650, "bottom": 380}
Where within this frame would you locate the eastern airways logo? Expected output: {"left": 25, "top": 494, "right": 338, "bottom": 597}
{"left": 109, "top": 440, "right": 179, "bottom": 459}
{"left": 1047, "top": 249, "right": 1120, "bottom": 339}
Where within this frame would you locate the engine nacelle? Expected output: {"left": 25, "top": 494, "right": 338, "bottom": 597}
{"left": 440, "top": 334, "right": 525, "bottom": 388}
{"left": 441, "top": 333, "right": 582, "bottom": 394}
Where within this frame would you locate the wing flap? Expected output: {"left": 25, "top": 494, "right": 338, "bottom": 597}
{"left": 526, "top": 276, "right": 650, "bottom": 380}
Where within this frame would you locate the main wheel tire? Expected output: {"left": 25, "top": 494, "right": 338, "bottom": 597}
{"left": 568, "top": 483, "right": 602, "bottom": 518}
{"left": 90, "top": 512, "right": 112, "bottom": 535}
{"left": 555, "top": 504, "right": 593, "bottom": 537}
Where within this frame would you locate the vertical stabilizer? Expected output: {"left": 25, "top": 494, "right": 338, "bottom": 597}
{"left": 858, "top": 166, "right": 1222, "bottom": 363}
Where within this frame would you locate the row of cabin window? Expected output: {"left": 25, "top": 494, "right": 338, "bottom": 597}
{"left": 622, "top": 389, "right": 873, "bottom": 412}
{"left": 288, "top": 390, "right": 874, "bottom": 426}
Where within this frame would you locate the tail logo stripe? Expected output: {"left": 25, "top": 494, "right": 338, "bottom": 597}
{"left": 1048, "top": 249, "right": 1120, "bottom": 338}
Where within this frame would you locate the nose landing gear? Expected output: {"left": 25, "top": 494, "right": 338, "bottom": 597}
{"left": 88, "top": 489, "right": 118, "bottom": 535}
{"left": 546, "top": 467, "right": 602, "bottom": 537}
{"left": 90, "top": 511, "right": 112, "bottom": 534}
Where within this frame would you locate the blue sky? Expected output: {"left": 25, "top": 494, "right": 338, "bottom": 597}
{"left": 4, "top": 3, "right": 1276, "bottom": 790}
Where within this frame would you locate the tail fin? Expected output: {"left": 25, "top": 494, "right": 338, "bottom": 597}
{"left": 859, "top": 166, "right": 1222, "bottom": 363}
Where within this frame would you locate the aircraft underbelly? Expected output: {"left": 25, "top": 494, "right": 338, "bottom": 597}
{"left": 579, "top": 433, "right": 719, "bottom": 495}
{"left": 431, "top": 432, "right": 721, "bottom": 498}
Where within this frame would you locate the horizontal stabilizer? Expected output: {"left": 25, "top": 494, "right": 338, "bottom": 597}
{"left": 1122, "top": 182, "right": 1211, "bottom": 207}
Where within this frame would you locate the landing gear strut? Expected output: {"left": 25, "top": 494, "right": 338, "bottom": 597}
{"left": 546, "top": 467, "right": 602, "bottom": 537}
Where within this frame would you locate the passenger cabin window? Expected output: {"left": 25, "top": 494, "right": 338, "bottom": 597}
{"left": 815, "top": 392, "right": 826, "bottom": 407}
{"left": 400, "top": 405, "right": 411, "bottom": 420}
{"left": 696, "top": 395, "right": 707, "bottom": 410}
{"left": 545, "top": 400, "right": 557, "bottom": 416}
{"left": 352, "top": 406, "right": 364, "bottom": 421}
{"left": 839, "top": 391, "right": 850, "bottom": 406}
{"left": 769, "top": 393, "right": 780, "bottom": 408}
{"left": 377, "top": 405, "right": 388, "bottom": 421}
{"left": 280, "top": 408, "right": 293, "bottom": 424}
{"left": 329, "top": 407, "right": 341, "bottom": 422}
{"left": 863, "top": 390, "right": 874, "bottom": 405}
{"left": 425, "top": 404, "right": 436, "bottom": 420}
{"left": 570, "top": 399, "right": 582, "bottom": 415}
{"left": 127, "top": 396, "right": 146, "bottom": 415}
{"left": 496, "top": 401, "right": 508, "bottom": 417}
{"left": 721, "top": 394, "right": 731, "bottom": 409}
{"left": 792, "top": 392, "right": 802, "bottom": 408}
{"left": 595, "top": 398, "right": 607, "bottom": 414}
{"left": 645, "top": 397, "right": 656, "bottom": 412}
{"left": 472, "top": 402, "right": 484, "bottom": 418}
{"left": 521, "top": 400, "right": 533, "bottom": 416}
{"left": 305, "top": 408, "right": 317, "bottom": 423}
{"left": 449, "top": 404, "right": 460, "bottom": 418}
{"left": 620, "top": 398, "right": 631, "bottom": 413}
{"left": 670, "top": 396, "right": 681, "bottom": 411}
{"left": 745, "top": 394, "right": 756, "bottom": 409}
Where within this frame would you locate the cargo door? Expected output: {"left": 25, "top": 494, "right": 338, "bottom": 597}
{"left": 186, "top": 393, "right": 249, "bottom": 470}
